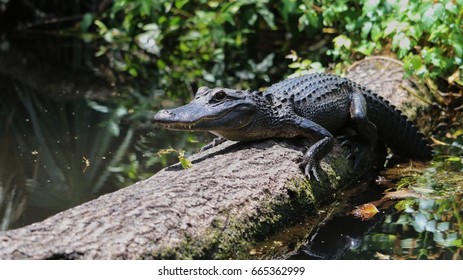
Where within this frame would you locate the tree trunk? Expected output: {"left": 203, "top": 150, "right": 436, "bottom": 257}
{"left": 0, "top": 57, "right": 430, "bottom": 259}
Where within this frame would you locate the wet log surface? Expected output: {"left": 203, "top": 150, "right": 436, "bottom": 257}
{"left": 0, "top": 57, "right": 429, "bottom": 259}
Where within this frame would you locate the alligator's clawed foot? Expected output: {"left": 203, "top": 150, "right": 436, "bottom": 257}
{"left": 339, "top": 137, "right": 368, "bottom": 170}
{"left": 199, "top": 137, "right": 227, "bottom": 152}
{"left": 298, "top": 158, "right": 322, "bottom": 182}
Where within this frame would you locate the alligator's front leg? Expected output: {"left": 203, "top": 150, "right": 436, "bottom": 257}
{"left": 289, "top": 116, "right": 334, "bottom": 181}
{"left": 200, "top": 137, "right": 227, "bottom": 152}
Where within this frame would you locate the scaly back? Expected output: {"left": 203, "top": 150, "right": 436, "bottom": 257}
{"left": 263, "top": 73, "right": 433, "bottom": 160}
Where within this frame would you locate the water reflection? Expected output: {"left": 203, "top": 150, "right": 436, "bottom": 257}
{"left": 292, "top": 190, "right": 463, "bottom": 260}
{"left": 346, "top": 195, "right": 462, "bottom": 260}
{"left": 0, "top": 78, "right": 134, "bottom": 229}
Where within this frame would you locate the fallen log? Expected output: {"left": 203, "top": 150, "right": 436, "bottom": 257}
{"left": 0, "top": 57, "right": 430, "bottom": 259}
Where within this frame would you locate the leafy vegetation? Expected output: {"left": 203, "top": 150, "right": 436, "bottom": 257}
{"left": 82, "top": 0, "right": 463, "bottom": 181}
{"left": 90, "top": 0, "right": 462, "bottom": 91}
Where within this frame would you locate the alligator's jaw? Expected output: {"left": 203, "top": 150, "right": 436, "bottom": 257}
{"left": 154, "top": 108, "right": 201, "bottom": 130}
{"left": 156, "top": 121, "right": 195, "bottom": 131}
{"left": 154, "top": 115, "right": 221, "bottom": 131}
{"left": 154, "top": 102, "right": 256, "bottom": 132}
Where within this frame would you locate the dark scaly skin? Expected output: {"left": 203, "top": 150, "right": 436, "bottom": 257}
{"left": 154, "top": 73, "right": 433, "bottom": 181}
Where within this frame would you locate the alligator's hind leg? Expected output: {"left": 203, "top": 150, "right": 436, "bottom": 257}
{"left": 349, "top": 91, "right": 378, "bottom": 168}
{"left": 288, "top": 116, "right": 334, "bottom": 181}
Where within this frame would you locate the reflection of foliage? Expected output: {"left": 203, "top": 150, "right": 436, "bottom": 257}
{"left": 345, "top": 151, "right": 463, "bottom": 259}
{"left": 0, "top": 174, "right": 26, "bottom": 231}
{"left": 0, "top": 79, "right": 29, "bottom": 230}
{"left": 382, "top": 157, "right": 463, "bottom": 197}
{"left": 0, "top": 111, "right": 27, "bottom": 230}
{"left": 347, "top": 196, "right": 463, "bottom": 260}
{"left": 0, "top": 79, "right": 136, "bottom": 229}
{"left": 432, "top": 130, "right": 463, "bottom": 173}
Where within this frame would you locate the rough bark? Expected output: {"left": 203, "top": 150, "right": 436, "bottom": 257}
{"left": 0, "top": 57, "right": 428, "bottom": 259}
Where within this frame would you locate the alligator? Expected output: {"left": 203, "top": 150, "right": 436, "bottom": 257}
{"left": 154, "top": 73, "right": 433, "bottom": 181}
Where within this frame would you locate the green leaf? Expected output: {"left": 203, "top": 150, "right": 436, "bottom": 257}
{"left": 446, "top": 156, "right": 462, "bottom": 162}
{"left": 94, "top": 19, "right": 108, "bottom": 34}
{"left": 363, "top": 0, "right": 380, "bottom": 13}
{"left": 422, "top": 3, "right": 444, "bottom": 29}
{"left": 445, "top": 1, "right": 458, "bottom": 15}
{"left": 429, "top": 24, "right": 449, "bottom": 42}
{"left": 288, "top": 62, "right": 301, "bottom": 69}
{"left": 281, "top": 0, "right": 298, "bottom": 21}
{"left": 410, "top": 55, "right": 422, "bottom": 70}
{"left": 355, "top": 42, "right": 375, "bottom": 56}
{"left": 408, "top": 25, "right": 423, "bottom": 41}
{"left": 81, "top": 13, "right": 94, "bottom": 32}
{"left": 128, "top": 67, "right": 138, "bottom": 77}
{"left": 108, "top": 120, "right": 120, "bottom": 137}
{"left": 87, "top": 100, "right": 109, "bottom": 113}
{"left": 254, "top": 53, "right": 275, "bottom": 73}
{"left": 384, "top": 20, "right": 398, "bottom": 37}
{"left": 450, "top": 34, "right": 463, "bottom": 57}
{"left": 257, "top": 7, "right": 277, "bottom": 30}
{"left": 178, "top": 150, "right": 192, "bottom": 169}
{"left": 404, "top": 54, "right": 427, "bottom": 77}
{"left": 371, "top": 24, "right": 382, "bottom": 42}
{"left": 175, "top": 0, "right": 189, "bottom": 9}
{"left": 399, "top": 36, "right": 411, "bottom": 52}
{"left": 452, "top": 129, "right": 463, "bottom": 138}
{"left": 333, "top": 35, "right": 352, "bottom": 49}
{"left": 179, "top": 157, "right": 192, "bottom": 169}
{"left": 95, "top": 46, "right": 107, "bottom": 57}
{"left": 114, "top": 106, "right": 128, "bottom": 118}
{"left": 361, "top": 21, "right": 373, "bottom": 39}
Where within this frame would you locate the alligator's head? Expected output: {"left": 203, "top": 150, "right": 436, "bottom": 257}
{"left": 154, "top": 87, "right": 258, "bottom": 140}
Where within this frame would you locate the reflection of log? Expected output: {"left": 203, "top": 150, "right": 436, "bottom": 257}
{"left": 0, "top": 57, "right": 430, "bottom": 259}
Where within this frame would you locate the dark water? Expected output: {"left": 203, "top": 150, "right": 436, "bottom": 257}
{"left": 1, "top": 75, "right": 130, "bottom": 228}
{"left": 290, "top": 185, "right": 463, "bottom": 260}
{"left": 0, "top": 34, "right": 200, "bottom": 229}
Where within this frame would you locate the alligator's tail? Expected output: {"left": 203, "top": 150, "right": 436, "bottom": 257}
{"left": 361, "top": 89, "right": 433, "bottom": 160}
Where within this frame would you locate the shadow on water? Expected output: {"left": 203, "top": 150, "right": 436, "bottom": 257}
{"left": 289, "top": 185, "right": 387, "bottom": 260}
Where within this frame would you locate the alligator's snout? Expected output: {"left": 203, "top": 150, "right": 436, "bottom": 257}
{"left": 154, "top": 108, "right": 197, "bottom": 130}
{"left": 153, "top": 109, "right": 174, "bottom": 122}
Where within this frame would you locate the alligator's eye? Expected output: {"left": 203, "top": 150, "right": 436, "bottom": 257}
{"left": 212, "top": 91, "right": 227, "bottom": 102}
